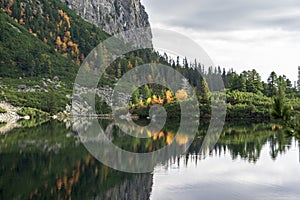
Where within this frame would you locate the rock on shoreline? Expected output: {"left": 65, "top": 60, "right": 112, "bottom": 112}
{"left": 0, "top": 102, "right": 21, "bottom": 123}
{"left": 0, "top": 102, "right": 23, "bottom": 134}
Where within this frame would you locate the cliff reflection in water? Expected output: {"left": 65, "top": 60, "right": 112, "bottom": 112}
{"left": 0, "top": 120, "right": 299, "bottom": 199}
{"left": 0, "top": 120, "right": 153, "bottom": 200}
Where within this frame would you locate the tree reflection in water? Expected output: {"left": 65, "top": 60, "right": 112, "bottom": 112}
{"left": 0, "top": 120, "right": 298, "bottom": 199}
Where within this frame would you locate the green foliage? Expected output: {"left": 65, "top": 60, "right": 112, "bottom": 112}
{"left": 17, "top": 107, "right": 49, "bottom": 118}
{"left": 143, "top": 84, "right": 152, "bottom": 99}
{"left": 132, "top": 89, "right": 140, "bottom": 105}
{"left": 228, "top": 72, "right": 246, "bottom": 92}
{"left": 1, "top": 0, "right": 109, "bottom": 61}
{"left": 0, "top": 107, "right": 7, "bottom": 113}
{"left": 0, "top": 86, "right": 71, "bottom": 114}
{"left": 0, "top": 11, "right": 77, "bottom": 82}
{"left": 213, "top": 123, "right": 290, "bottom": 162}
{"left": 129, "top": 101, "right": 180, "bottom": 119}
{"left": 0, "top": 121, "right": 133, "bottom": 199}
{"left": 200, "top": 78, "right": 210, "bottom": 104}
{"left": 0, "top": 0, "right": 299, "bottom": 123}
{"left": 271, "top": 84, "right": 292, "bottom": 121}
{"left": 95, "top": 95, "right": 112, "bottom": 115}
{"left": 17, "top": 118, "right": 49, "bottom": 128}
{"left": 226, "top": 90, "right": 271, "bottom": 120}
{"left": 0, "top": 0, "right": 109, "bottom": 83}
{"left": 267, "top": 71, "right": 278, "bottom": 97}
{"left": 285, "top": 114, "right": 300, "bottom": 136}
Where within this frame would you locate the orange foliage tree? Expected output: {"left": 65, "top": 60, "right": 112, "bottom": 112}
{"left": 175, "top": 89, "right": 188, "bottom": 101}
{"left": 166, "top": 90, "right": 174, "bottom": 103}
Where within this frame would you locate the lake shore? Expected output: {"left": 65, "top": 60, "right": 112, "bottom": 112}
{"left": 0, "top": 102, "right": 23, "bottom": 123}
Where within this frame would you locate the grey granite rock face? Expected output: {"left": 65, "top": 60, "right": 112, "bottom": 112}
{"left": 62, "top": 0, "right": 152, "bottom": 47}
{"left": 95, "top": 174, "right": 153, "bottom": 200}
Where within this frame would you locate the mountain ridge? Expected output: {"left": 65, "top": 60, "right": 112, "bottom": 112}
{"left": 61, "top": 0, "right": 152, "bottom": 46}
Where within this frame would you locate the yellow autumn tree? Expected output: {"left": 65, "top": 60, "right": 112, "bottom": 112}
{"left": 176, "top": 135, "right": 189, "bottom": 145}
{"left": 56, "top": 36, "right": 62, "bottom": 50}
{"left": 166, "top": 132, "right": 174, "bottom": 145}
{"left": 151, "top": 95, "right": 164, "bottom": 105}
{"left": 73, "top": 44, "right": 79, "bottom": 55}
{"left": 157, "top": 96, "right": 164, "bottom": 105}
{"left": 59, "top": 20, "right": 63, "bottom": 27}
{"left": 58, "top": 9, "right": 64, "bottom": 16}
{"left": 139, "top": 99, "right": 145, "bottom": 107}
{"left": 68, "top": 41, "right": 74, "bottom": 47}
{"left": 152, "top": 95, "right": 158, "bottom": 104}
{"left": 153, "top": 132, "right": 159, "bottom": 141}
{"left": 127, "top": 61, "right": 133, "bottom": 69}
{"left": 166, "top": 90, "right": 173, "bottom": 103}
{"left": 62, "top": 42, "right": 67, "bottom": 52}
{"left": 63, "top": 13, "right": 71, "bottom": 28}
{"left": 175, "top": 89, "right": 188, "bottom": 100}
{"left": 63, "top": 31, "right": 71, "bottom": 43}
{"left": 146, "top": 97, "right": 152, "bottom": 106}
{"left": 19, "top": 18, "right": 24, "bottom": 25}
{"left": 158, "top": 131, "right": 164, "bottom": 138}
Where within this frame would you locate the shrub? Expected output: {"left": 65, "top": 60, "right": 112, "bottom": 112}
{"left": 0, "top": 107, "right": 7, "bottom": 113}
{"left": 17, "top": 107, "right": 49, "bottom": 118}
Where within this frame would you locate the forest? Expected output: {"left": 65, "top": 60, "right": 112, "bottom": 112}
{"left": 0, "top": 0, "right": 300, "bottom": 135}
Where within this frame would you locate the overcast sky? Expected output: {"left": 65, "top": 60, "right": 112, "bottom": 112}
{"left": 141, "top": 0, "right": 300, "bottom": 82}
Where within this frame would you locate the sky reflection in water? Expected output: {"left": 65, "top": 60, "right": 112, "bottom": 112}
{"left": 151, "top": 139, "right": 300, "bottom": 200}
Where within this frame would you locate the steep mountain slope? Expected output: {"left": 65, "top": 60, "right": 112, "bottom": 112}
{"left": 61, "top": 0, "right": 152, "bottom": 46}
{"left": 0, "top": 0, "right": 153, "bottom": 80}
{"left": 0, "top": 11, "right": 77, "bottom": 80}
{"left": 0, "top": 0, "right": 110, "bottom": 79}
{"left": 0, "top": 0, "right": 156, "bottom": 114}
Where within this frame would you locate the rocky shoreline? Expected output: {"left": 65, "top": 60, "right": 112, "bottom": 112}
{"left": 0, "top": 102, "right": 30, "bottom": 134}
{"left": 0, "top": 102, "right": 22, "bottom": 123}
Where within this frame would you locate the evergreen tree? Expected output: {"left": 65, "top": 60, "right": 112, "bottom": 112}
{"left": 199, "top": 78, "right": 211, "bottom": 117}
{"left": 12, "top": 1, "right": 21, "bottom": 20}
{"left": 267, "top": 71, "right": 277, "bottom": 97}
{"left": 200, "top": 78, "right": 210, "bottom": 104}
{"left": 132, "top": 89, "right": 140, "bottom": 105}
{"left": 244, "top": 70, "right": 263, "bottom": 94}
{"left": 143, "top": 84, "right": 151, "bottom": 99}
{"left": 271, "top": 80, "right": 291, "bottom": 121}
{"left": 49, "top": 87, "right": 56, "bottom": 116}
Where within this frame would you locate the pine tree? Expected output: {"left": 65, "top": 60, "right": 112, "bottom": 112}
{"left": 200, "top": 78, "right": 210, "bottom": 104}
{"left": 267, "top": 71, "right": 278, "bottom": 97}
{"left": 271, "top": 81, "right": 291, "bottom": 121}
{"left": 132, "top": 89, "right": 139, "bottom": 105}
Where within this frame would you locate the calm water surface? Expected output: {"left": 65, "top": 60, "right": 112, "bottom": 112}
{"left": 1, "top": 120, "right": 300, "bottom": 199}
{"left": 151, "top": 139, "right": 300, "bottom": 200}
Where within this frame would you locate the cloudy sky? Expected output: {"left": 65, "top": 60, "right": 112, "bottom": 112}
{"left": 141, "top": 0, "right": 300, "bottom": 82}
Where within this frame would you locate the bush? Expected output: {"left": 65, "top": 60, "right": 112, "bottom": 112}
{"left": 225, "top": 90, "right": 271, "bottom": 121}
{"left": 17, "top": 107, "right": 49, "bottom": 118}
{"left": 0, "top": 86, "right": 71, "bottom": 114}
{"left": 0, "top": 107, "right": 7, "bottom": 113}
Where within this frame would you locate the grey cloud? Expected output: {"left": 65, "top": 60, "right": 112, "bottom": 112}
{"left": 142, "top": 0, "right": 300, "bottom": 31}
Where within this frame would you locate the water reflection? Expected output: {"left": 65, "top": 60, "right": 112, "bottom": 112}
{"left": 0, "top": 120, "right": 299, "bottom": 199}
{"left": 151, "top": 123, "right": 300, "bottom": 200}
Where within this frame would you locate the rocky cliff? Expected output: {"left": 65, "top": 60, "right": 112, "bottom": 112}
{"left": 96, "top": 174, "right": 153, "bottom": 200}
{"left": 62, "top": 0, "right": 152, "bottom": 46}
